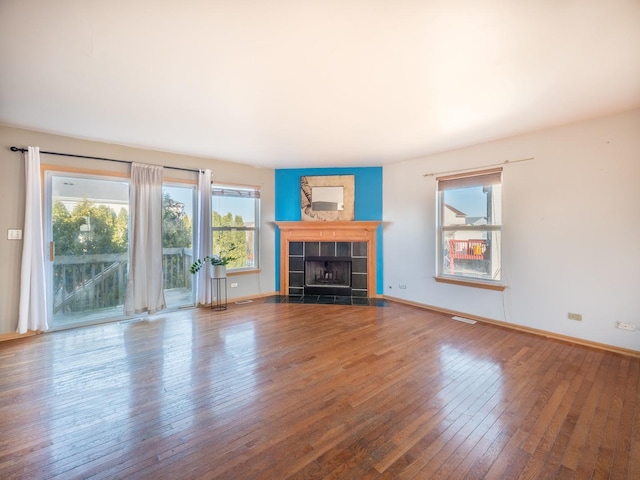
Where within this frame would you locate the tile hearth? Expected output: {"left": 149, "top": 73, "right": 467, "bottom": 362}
{"left": 264, "top": 295, "right": 387, "bottom": 307}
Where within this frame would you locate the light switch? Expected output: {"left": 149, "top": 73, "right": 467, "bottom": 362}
{"left": 8, "top": 229, "right": 22, "bottom": 240}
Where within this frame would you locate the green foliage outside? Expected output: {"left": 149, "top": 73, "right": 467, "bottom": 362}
{"left": 50, "top": 193, "right": 250, "bottom": 312}
{"left": 162, "top": 192, "right": 192, "bottom": 248}
{"left": 52, "top": 193, "right": 194, "bottom": 310}
{"left": 52, "top": 192, "right": 251, "bottom": 291}
{"left": 212, "top": 211, "right": 248, "bottom": 269}
{"left": 52, "top": 193, "right": 195, "bottom": 255}
{"left": 52, "top": 199, "right": 128, "bottom": 255}
{"left": 52, "top": 195, "right": 246, "bottom": 265}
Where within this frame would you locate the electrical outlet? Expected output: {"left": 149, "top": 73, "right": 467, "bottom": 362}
{"left": 399, "top": 283, "right": 407, "bottom": 289}
{"left": 568, "top": 312, "right": 582, "bottom": 321}
{"left": 230, "top": 282, "right": 238, "bottom": 288}
{"left": 617, "top": 322, "right": 636, "bottom": 331}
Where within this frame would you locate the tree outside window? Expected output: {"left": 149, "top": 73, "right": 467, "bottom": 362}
{"left": 212, "top": 186, "right": 260, "bottom": 270}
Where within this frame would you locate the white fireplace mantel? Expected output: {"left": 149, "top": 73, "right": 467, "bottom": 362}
{"left": 276, "top": 221, "right": 381, "bottom": 296}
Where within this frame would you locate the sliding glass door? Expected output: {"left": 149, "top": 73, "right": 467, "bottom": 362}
{"left": 45, "top": 172, "right": 130, "bottom": 329}
{"left": 44, "top": 172, "right": 197, "bottom": 329}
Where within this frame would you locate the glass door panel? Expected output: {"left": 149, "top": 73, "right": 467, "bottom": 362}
{"left": 162, "top": 184, "right": 196, "bottom": 309}
{"left": 46, "top": 172, "right": 130, "bottom": 329}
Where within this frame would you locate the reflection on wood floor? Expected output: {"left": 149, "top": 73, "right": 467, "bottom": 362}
{"left": 0, "top": 299, "right": 638, "bottom": 479}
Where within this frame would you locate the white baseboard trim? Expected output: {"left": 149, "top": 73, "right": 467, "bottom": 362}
{"left": 384, "top": 295, "right": 640, "bottom": 359}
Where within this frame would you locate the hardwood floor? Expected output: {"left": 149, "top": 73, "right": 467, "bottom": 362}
{"left": 0, "top": 300, "right": 638, "bottom": 479}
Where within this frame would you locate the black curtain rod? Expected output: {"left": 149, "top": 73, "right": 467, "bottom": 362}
{"left": 9, "top": 146, "right": 200, "bottom": 174}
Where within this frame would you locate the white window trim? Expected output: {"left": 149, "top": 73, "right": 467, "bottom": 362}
{"left": 436, "top": 168, "right": 504, "bottom": 289}
{"left": 211, "top": 183, "right": 260, "bottom": 272}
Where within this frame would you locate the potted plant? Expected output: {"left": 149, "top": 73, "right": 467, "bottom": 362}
{"left": 190, "top": 254, "right": 233, "bottom": 278}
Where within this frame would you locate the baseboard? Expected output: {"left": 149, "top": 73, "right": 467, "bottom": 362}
{"left": 274, "top": 292, "right": 385, "bottom": 298}
{"left": 196, "top": 291, "right": 278, "bottom": 309}
{"left": 0, "top": 330, "right": 40, "bottom": 342}
{"left": 229, "top": 291, "right": 278, "bottom": 304}
{"left": 384, "top": 295, "right": 640, "bottom": 359}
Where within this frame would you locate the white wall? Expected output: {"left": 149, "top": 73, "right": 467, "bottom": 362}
{"left": 383, "top": 109, "right": 640, "bottom": 352}
{"left": 0, "top": 125, "right": 276, "bottom": 335}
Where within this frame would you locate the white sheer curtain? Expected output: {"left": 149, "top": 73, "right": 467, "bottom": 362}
{"left": 196, "top": 169, "right": 213, "bottom": 305}
{"left": 17, "top": 147, "right": 49, "bottom": 333}
{"left": 124, "top": 163, "right": 166, "bottom": 315}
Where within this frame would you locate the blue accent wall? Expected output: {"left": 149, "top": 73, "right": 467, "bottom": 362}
{"left": 275, "top": 167, "right": 383, "bottom": 294}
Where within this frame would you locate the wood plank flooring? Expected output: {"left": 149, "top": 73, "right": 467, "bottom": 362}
{"left": 0, "top": 300, "right": 638, "bottom": 479}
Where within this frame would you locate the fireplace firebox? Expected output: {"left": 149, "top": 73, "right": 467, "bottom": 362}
{"left": 304, "top": 257, "right": 351, "bottom": 295}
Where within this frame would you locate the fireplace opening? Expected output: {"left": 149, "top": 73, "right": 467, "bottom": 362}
{"left": 304, "top": 256, "right": 351, "bottom": 295}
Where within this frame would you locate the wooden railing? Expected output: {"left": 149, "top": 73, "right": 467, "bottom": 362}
{"left": 448, "top": 239, "right": 486, "bottom": 274}
{"left": 52, "top": 248, "right": 194, "bottom": 313}
{"left": 162, "top": 247, "right": 194, "bottom": 290}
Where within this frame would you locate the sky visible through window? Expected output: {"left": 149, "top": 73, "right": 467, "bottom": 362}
{"left": 213, "top": 196, "right": 255, "bottom": 224}
{"left": 164, "top": 187, "right": 256, "bottom": 224}
{"left": 445, "top": 186, "right": 487, "bottom": 217}
{"left": 164, "top": 185, "right": 193, "bottom": 210}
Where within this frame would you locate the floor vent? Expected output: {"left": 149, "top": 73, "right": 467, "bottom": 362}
{"left": 451, "top": 316, "right": 477, "bottom": 324}
{"left": 235, "top": 300, "right": 253, "bottom": 305}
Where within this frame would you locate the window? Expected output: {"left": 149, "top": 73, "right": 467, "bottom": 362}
{"left": 211, "top": 185, "right": 260, "bottom": 271}
{"left": 437, "top": 168, "right": 502, "bottom": 284}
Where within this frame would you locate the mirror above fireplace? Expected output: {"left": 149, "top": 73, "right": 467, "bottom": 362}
{"left": 311, "top": 186, "right": 344, "bottom": 211}
{"left": 301, "top": 175, "right": 354, "bottom": 221}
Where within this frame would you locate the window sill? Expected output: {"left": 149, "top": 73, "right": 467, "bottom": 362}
{"left": 228, "top": 268, "right": 261, "bottom": 277}
{"left": 435, "top": 276, "right": 506, "bottom": 291}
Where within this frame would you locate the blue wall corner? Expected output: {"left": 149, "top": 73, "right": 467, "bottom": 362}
{"left": 275, "top": 167, "right": 383, "bottom": 294}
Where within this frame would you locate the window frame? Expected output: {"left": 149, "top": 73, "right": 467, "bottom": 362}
{"left": 43, "top": 167, "right": 132, "bottom": 329}
{"left": 211, "top": 184, "right": 260, "bottom": 273}
{"left": 436, "top": 168, "right": 505, "bottom": 290}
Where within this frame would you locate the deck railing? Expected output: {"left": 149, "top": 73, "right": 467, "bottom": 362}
{"left": 53, "top": 248, "right": 194, "bottom": 313}
{"left": 448, "top": 239, "right": 487, "bottom": 274}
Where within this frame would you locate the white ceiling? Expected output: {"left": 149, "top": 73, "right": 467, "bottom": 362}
{"left": 1, "top": 1, "right": 639, "bottom": 169}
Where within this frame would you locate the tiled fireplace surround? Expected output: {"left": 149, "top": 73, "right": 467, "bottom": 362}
{"left": 276, "top": 222, "right": 380, "bottom": 297}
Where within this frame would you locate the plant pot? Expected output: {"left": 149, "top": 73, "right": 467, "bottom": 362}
{"left": 211, "top": 265, "right": 227, "bottom": 279}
